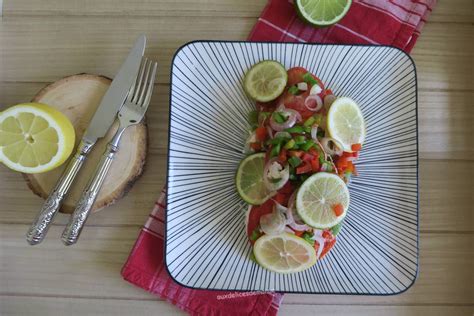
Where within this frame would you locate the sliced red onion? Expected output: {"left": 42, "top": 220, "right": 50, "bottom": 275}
{"left": 263, "top": 158, "right": 290, "bottom": 191}
{"left": 266, "top": 125, "right": 274, "bottom": 139}
{"left": 286, "top": 192, "right": 310, "bottom": 231}
{"left": 324, "top": 94, "right": 336, "bottom": 110}
{"left": 310, "top": 125, "right": 318, "bottom": 141}
{"left": 269, "top": 110, "right": 297, "bottom": 132}
{"left": 297, "top": 82, "right": 308, "bottom": 91}
{"left": 310, "top": 84, "right": 323, "bottom": 95}
{"left": 315, "top": 140, "right": 329, "bottom": 161}
{"left": 320, "top": 137, "right": 343, "bottom": 156}
{"left": 304, "top": 94, "right": 323, "bottom": 112}
{"left": 311, "top": 230, "right": 326, "bottom": 259}
{"left": 260, "top": 209, "right": 286, "bottom": 235}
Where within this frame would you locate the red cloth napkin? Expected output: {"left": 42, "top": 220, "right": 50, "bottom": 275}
{"left": 122, "top": 190, "right": 283, "bottom": 315}
{"left": 121, "top": 1, "right": 436, "bottom": 315}
{"left": 249, "top": 0, "right": 436, "bottom": 52}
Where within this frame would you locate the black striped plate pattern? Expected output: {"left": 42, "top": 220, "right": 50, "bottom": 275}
{"left": 166, "top": 41, "right": 418, "bottom": 294}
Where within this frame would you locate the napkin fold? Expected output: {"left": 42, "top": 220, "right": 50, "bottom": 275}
{"left": 122, "top": 0, "right": 436, "bottom": 315}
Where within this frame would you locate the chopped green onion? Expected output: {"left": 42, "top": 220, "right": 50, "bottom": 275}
{"left": 270, "top": 143, "right": 281, "bottom": 157}
{"left": 288, "top": 156, "right": 302, "bottom": 168}
{"left": 302, "top": 232, "right": 315, "bottom": 246}
{"left": 313, "top": 114, "right": 323, "bottom": 125}
{"left": 267, "top": 137, "right": 288, "bottom": 145}
{"left": 330, "top": 221, "right": 344, "bottom": 236}
{"left": 304, "top": 126, "right": 312, "bottom": 133}
{"left": 289, "top": 174, "right": 297, "bottom": 181}
{"left": 319, "top": 156, "right": 325, "bottom": 165}
{"left": 285, "top": 126, "right": 305, "bottom": 134}
{"left": 272, "top": 111, "right": 287, "bottom": 124}
{"left": 294, "top": 135, "right": 306, "bottom": 144}
{"left": 283, "top": 139, "right": 295, "bottom": 149}
{"left": 250, "top": 229, "right": 260, "bottom": 241}
{"left": 303, "top": 116, "right": 315, "bottom": 127}
{"left": 302, "top": 72, "right": 318, "bottom": 86}
{"left": 302, "top": 139, "right": 315, "bottom": 151}
{"left": 288, "top": 86, "right": 299, "bottom": 95}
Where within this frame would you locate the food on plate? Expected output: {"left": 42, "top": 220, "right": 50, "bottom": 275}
{"left": 237, "top": 61, "right": 365, "bottom": 273}
{"left": 0, "top": 103, "right": 75, "bottom": 173}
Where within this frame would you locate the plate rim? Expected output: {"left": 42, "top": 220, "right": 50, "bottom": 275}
{"left": 164, "top": 40, "right": 419, "bottom": 295}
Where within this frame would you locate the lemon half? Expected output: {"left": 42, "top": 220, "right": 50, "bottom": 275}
{"left": 0, "top": 103, "right": 75, "bottom": 173}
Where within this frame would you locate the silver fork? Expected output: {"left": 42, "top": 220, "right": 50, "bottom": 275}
{"left": 61, "top": 58, "right": 157, "bottom": 245}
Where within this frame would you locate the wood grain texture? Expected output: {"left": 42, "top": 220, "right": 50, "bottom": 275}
{"left": 1, "top": 224, "right": 473, "bottom": 305}
{"left": 0, "top": 0, "right": 473, "bottom": 315}
{"left": 1, "top": 297, "right": 473, "bottom": 316}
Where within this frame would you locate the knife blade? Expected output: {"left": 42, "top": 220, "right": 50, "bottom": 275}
{"left": 26, "top": 35, "right": 146, "bottom": 245}
{"left": 84, "top": 35, "right": 146, "bottom": 143}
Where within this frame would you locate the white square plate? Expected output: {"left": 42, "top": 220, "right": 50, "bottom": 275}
{"left": 165, "top": 41, "right": 418, "bottom": 294}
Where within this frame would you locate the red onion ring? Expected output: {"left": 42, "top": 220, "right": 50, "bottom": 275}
{"left": 266, "top": 125, "right": 274, "bottom": 139}
{"left": 269, "top": 111, "right": 297, "bottom": 132}
{"left": 263, "top": 158, "right": 290, "bottom": 191}
{"left": 304, "top": 94, "right": 323, "bottom": 112}
{"left": 324, "top": 94, "right": 336, "bottom": 110}
{"left": 320, "top": 137, "right": 343, "bottom": 156}
{"left": 310, "top": 125, "right": 318, "bottom": 141}
{"left": 311, "top": 230, "right": 326, "bottom": 259}
{"left": 286, "top": 192, "right": 310, "bottom": 231}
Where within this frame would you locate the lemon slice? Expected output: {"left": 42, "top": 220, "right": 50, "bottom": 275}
{"left": 296, "top": 172, "right": 349, "bottom": 229}
{"left": 327, "top": 97, "right": 365, "bottom": 152}
{"left": 253, "top": 233, "right": 317, "bottom": 273}
{"left": 0, "top": 103, "right": 75, "bottom": 173}
{"left": 244, "top": 60, "right": 288, "bottom": 102}
{"left": 236, "top": 153, "right": 274, "bottom": 205}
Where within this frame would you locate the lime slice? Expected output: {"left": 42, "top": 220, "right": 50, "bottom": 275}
{"left": 296, "top": 172, "right": 349, "bottom": 229}
{"left": 0, "top": 103, "right": 75, "bottom": 173}
{"left": 236, "top": 153, "right": 274, "bottom": 205}
{"left": 327, "top": 97, "right": 365, "bottom": 152}
{"left": 244, "top": 60, "right": 288, "bottom": 102}
{"left": 254, "top": 233, "right": 317, "bottom": 273}
{"left": 295, "top": 0, "right": 352, "bottom": 27}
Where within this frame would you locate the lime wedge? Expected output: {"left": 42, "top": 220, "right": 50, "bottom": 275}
{"left": 327, "top": 97, "right": 366, "bottom": 152}
{"left": 253, "top": 233, "right": 317, "bottom": 273}
{"left": 295, "top": 0, "right": 352, "bottom": 27}
{"left": 236, "top": 153, "right": 274, "bottom": 205}
{"left": 296, "top": 172, "right": 349, "bottom": 229}
{"left": 244, "top": 60, "right": 288, "bottom": 102}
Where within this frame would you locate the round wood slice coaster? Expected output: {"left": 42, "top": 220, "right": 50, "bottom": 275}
{"left": 23, "top": 74, "right": 147, "bottom": 213}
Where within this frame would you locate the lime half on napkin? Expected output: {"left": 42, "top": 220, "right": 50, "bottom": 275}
{"left": 295, "top": 0, "right": 352, "bottom": 27}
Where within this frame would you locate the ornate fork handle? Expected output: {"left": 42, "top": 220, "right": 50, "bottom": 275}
{"left": 61, "top": 128, "right": 125, "bottom": 245}
{"left": 26, "top": 140, "right": 94, "bottom": 245}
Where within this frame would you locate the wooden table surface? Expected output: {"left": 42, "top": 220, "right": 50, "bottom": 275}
{"left": 0, "top": 1, "right": 472, "bottom": 315}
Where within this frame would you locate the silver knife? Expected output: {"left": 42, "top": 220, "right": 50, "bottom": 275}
{"left": 26, "top": 35, "right": 146, "bottom": 245}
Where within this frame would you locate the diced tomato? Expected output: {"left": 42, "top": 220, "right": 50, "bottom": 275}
{"left": 296, "top": 161, "right": 312, "bottom": 174}
{"left": 278, "top": 181, "right": 294, "bottom": 194}
{"left": 255, "top": 126, "right": 267, "bottom": 141}
{"left": 352, "top": 151, "right": 359, "bottom": 158}
{"left": 293, "top": 230, "right": 305, "bottom": 237}
{"left": 332, "top": 203, "right": 344, "bottom": 217}
{"left": 288, "top": 150, "right": 304, "bottom": 158}
{"left": 351, "top": 143, "right": 362, "bottom": 151}
{"left": 312, "top": 230, "right": 336, "bottom": 259}
{"left": 249, "top": 142, "right": 261, "bottom": 151}
{"left": 310, "top": 158, "right": 320, "bottom": 172}
{"left": 246, "top": 200, "right": 274, "bottom": 244}
{"left": 274, "top": 193, "right": 287, "bottom": 206}
{"left": 287, "top": 67, "right": 310, "bottom": 86}
{"left": 325, "top": 89, "right": 333, "bottom": 95}
{"left": 336, "top": 157, "right": 348, "bottom": 169}
{"left": 281, "top": 90, "right": 313, "bottom": 120}
{"left": 345, "top": 161, "right": 354, "bottom": 173}
{"left": 308, "top": 147, "right": 319, "bottom": 157}
{"left": 278, "top": 148, "right": 287, "bottom": 163}
{"left": 302, "top": 153, "right": 313, "bottom": 162}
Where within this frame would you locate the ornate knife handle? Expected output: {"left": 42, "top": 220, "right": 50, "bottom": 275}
{"left": 26, "top": 140, "right": 94, "bottom": 245}
{"left": 61, "top": 138, "right": 121, "bottom": 246}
